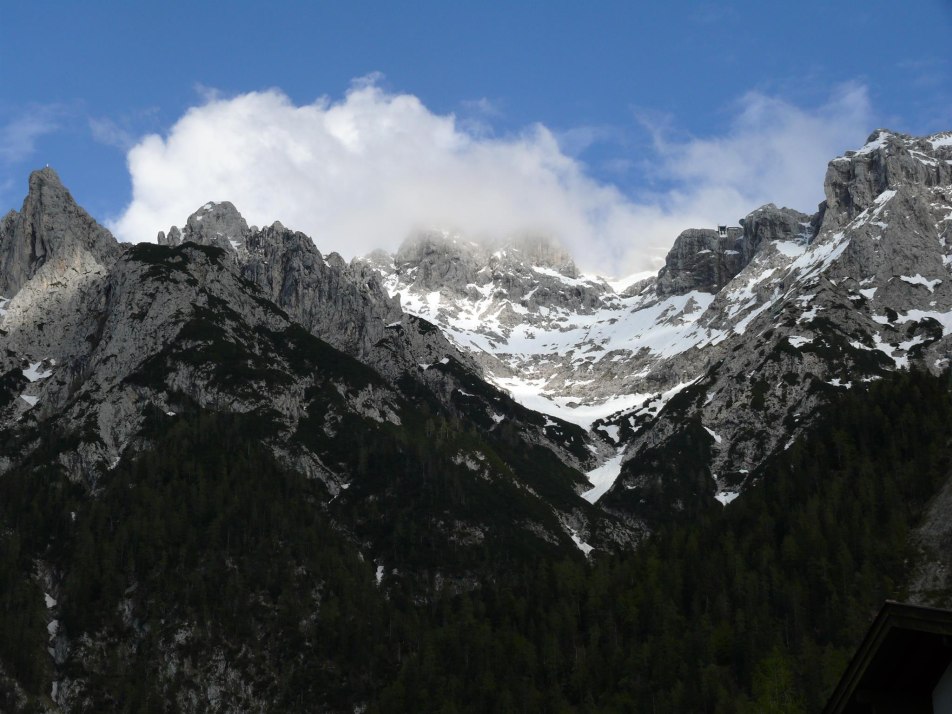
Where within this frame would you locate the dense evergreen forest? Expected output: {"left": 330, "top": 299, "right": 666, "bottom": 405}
{"left": 2, "top": 369, "right": 951, "bottom": 712}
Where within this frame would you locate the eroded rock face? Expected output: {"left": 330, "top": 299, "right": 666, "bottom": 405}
{"left": 367, "top": 203, "right": 818, "bottom": 416}
{"left": 0, "top": 168, "right": 121, "bottom": 297}
{"left": 157, "top": 225, "right": 181, "bottom": 246}
{"left": 1, "top": 224, "right": 618, "bottom": 710}
{"left": 5, "top": 128, "right": 952, "bottom": 541}
{"left": 242, "top": 222, "right": 401, "bottom": 360}
{"left": 821, "top": 129, "right": 952, "bottom": 228}
{"left": 379, "top": 231, "right": 614, "bottom": 319}
{"left": 2, "top": 183, "right": 599, "bottom": 499}
{"left": 656, "top": 205, "right": 813, "bottom": 297}
{"left": 740, "top": 204, "right": 813, "bottom": 248}
{"left": 656, "top": 227, "right": 747, "bottom": 296}
{"left": 388, "top": 231, "right": 595, "bottom": 308}
{"left": 181, "top": 201, "right": 251, "bottom": 251}
{"left": 157, "top": 204, "right": 406, "bottom": 363}
{"left": 393, "top": 232, "right": 484, "bottom": 294}
{"left": 359, "top": 128, "right": 952, "bottom": 528}
{"left": 597, "top": 129, "right": 952, "bottom": 522}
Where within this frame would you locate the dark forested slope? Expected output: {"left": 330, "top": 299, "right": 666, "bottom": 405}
{"left": 3, "top": 370, "right": 951, "bottom": 712}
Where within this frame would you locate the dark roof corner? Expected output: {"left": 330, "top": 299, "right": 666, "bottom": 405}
{"left": 824, "top": 601, "right": 952, "bottom": 713}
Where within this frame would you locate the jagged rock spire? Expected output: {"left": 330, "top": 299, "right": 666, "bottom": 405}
{"left": 0, "top": 167, "right": 120, "bottom": 297}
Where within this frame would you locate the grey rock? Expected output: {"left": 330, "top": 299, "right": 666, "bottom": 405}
{"left": 242, "top": 221, "right": 402, "bottom": 361}
{"left": 158, "top": 210, "right": 598, "bottom": 474}
{"left": 182, "top": 201, "right": 250, "bottom": 251}
{"left": 360, "top": 128, "right": 952, "bottom": 530}
{"left": 393, "top": 231, "right": 484, "bottom": 294}
{"left": 159, "top": 202, "right": 249, "bottom": 253}
{"left": 598, "top": 128, "right": 952, "bottom": 522}
{"left": 820, "top": 129, "right": 952, "bottom": 230}
{"left": 656, "top": 205, "right": 811, "bottom": 296}
{"left": 0, "top": 167, "right": 121, "bottom": 298}
{"left": 6, "top": 126, "right": 952, "bottom": 556}
{"left": 740, "top": 203, "right": 813, "bottom": 246}
{"left": 655, "top": 226, "right": 746, "bottom": 295}
{"left": 2, "top": 177, "right": 598, "bottom": 489}
{"left": 157, "top": 225, "right": 181, "bottom": 246}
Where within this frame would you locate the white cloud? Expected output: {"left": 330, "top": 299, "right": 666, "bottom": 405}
{"left": 618, "top": 83, "right": 874, "bottom": 269}
{"left": 649, "top": 82, "right": 873, "bottom": 215}
{"left": 0, "top": 106, "right": 61, "bottom": 164}
{"left": 112, "top": 80, "right": 873, "bottom": 276}
{"left": 89, "top": 117, "right": 137, "bottom": 151}
{"left": 460, "top": 97, "right": 501, "bottom": 117}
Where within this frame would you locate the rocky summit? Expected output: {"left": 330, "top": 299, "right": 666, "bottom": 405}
{"left": 2, "top": 129, "right": 952, "bottom": 711}
{"left": 367, "top": 129, "right": 952, "bottom": 510}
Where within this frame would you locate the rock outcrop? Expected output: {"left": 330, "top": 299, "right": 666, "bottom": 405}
{"left": 2, "top": 129, "right": 952, "bottom": 709}
{"left": 655, "top": 226, "right": 747, "bottom": 295}
{"left": 656, "top": 205, "right": 812, "bottom": 296}
{"left": 739, "top": 203, "right": 813, "bottom": 249}
{"left": 5, "top": 127, "right": 952, "bottom": 547}
{"left": 0, "top": 168, "right": 121, "bottom": 298}
{"left": 361, "top": 129, "right": 952, "bottom": 526}
{"left": 596, "top": 129, "right": 952, "bottom": 523}
{"left": 242, "top": 221, "right": 401, "bottom": 360}
{"left": 176, "top": 200, "right": 250, "bottom": 251}
{"left": 821, "top": 129, "right": 952, "bottom": 228}
{"left": 1, "top": 174, "right": 600, "bottom": 490}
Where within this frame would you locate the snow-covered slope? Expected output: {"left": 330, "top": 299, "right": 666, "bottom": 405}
{"left": 363, "top": 129, "right": 952, "bottom": 510}
{"left": 0, "top": 169, "right": 621, "bottom": 573}
{"left": 363, "top": 235, "right": 718, "bottom": 427}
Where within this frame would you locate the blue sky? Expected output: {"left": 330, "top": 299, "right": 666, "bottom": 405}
{"left": 2, "top": 1, "right": 951, "bottom": 273}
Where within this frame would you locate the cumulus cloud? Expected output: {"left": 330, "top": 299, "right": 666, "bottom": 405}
{"left": 112, "top": 80, "right": 873, "bottom": 275}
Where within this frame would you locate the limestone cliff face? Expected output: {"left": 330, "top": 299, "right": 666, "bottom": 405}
{"left": 0, "top": 169, "right": 125, "bottom": 431}
{"left": 387, "top": 231, "right": 602, "bottom": 310}
{"left": 368, "top": 203, "right": 815, "bottom": 415}
{"left": 655, "top": 227, "right": 747, "bottom": 296}
{"left": 158, "top": 200, "right": 251, "bottom": 252}
{"left": 241, "top": 222, "right": 401, "bottom": 361}
{"left": 0, "top": 168, "right": 121, "bottom": 298}
{"left": 0, "top": 177, "right": 599, "bottom": 493}
{"left": 358, "top": 129, "right": 952, "bottom": 529}
{"left": 0, "top": 202, "right": 613, "bottom": 710}
{"left": 597, "top": 129, "right": 952, "bottom": 522}
{"left": 656, "top": 205, "right": 813, "bottom": 296}
{"left": 392, "top": 231, "right": 484, "bottom": 294}
{"left": 5, "top": 128, "right": 952, "bottom": 540}
{"left": 740, "top": 203, "right": 814, "bottom": 249}
{"left": 821, "top": 129, "right": 952, "bottom": 228}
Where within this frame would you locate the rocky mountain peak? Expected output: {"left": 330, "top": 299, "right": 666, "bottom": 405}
{"left": 739, "top": 203, "right": 813, "bottom": 245}
{"left": 388, "top": 230, "right": 582, "bottom": 299}
{"left": 497, "top": 234, "right": 579, "bottom": 277}
{"left": 28, "top": 165, "right": 64, "bottom": 192}
{"left": 656, "top": 204, "right": 815, "bottom": 297}
{"left": 0, "top": 166, "right": 120, "bottom": 297}
{"left": 158, "top": 200, "right": 250, "bottom": 252}
{"left": 655, "top": 226, "right": 745, "bottom": 296}
{"left": 392, "top": 231, "right": 485, "bottom": 294}
{"left": 152, "top": 205, "right": 415, "bottom": 364}
{"left": 821, "top": 128, "right": 952, "bottom": 230}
